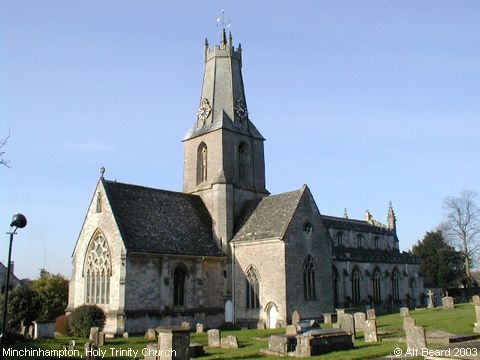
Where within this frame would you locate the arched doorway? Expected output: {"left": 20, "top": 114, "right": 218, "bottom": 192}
{"left": 224, "top": 300, "right": 233, "bottom": 323}
{"left": 266, "top": 303, "right": 278, "bottom": 329}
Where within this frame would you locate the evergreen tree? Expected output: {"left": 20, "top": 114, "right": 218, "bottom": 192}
{"left": 411, "top": 230, "right": 464, "bottom": 288}
{"left": 32, "top": 269, "right": 69, "bottom": 321}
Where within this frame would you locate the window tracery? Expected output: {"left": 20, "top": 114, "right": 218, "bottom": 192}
{"left": 85, "top": 233, "right": 111, "bottom": 304}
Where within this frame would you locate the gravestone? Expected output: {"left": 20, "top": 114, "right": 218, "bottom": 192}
{"left": 442, "top": 296, "right": 454, "bottom": 310}
{"left": 474, "top": 304, "right": 480, "bottom": 333}
{"left": 403, "top": 317, "right": 416, "bottom": 332}
{"left": 286, "top": 325, "right": 297, "bottom": 336}
{"left": 180, "top": 321, "right": 191, "bottom": 329}
{"left": 189, "top": 343, "right": 205, "bottom": 358}
{"left": 406, "top": 326, "right": 427, "bottom": 350}
{"left": 221, "top": 335, "right": 239, "bottom": 349}
{"left": 400, "top": 307, "right": 410, "bottom": 317}
{"left": 354, "top": 312, "right": 366, "bottom": 332}
{"left": 207, "top": 329, "right": 221, "bottom": 347}
{"left": 27, "top": 324, "right": 34, "bottom": 338}
{"left": 473, "top": 295, "right": 480, "bottom": 306}
{"left": 292, "top": 310, "right": 301, "bottom": 325}
{"left": 123, "top": 332, "right": 129, "bottom": 338}
{"left": 364, "top": 319, "right": 379, "bottom": 342}
{"left": 196, "top": 323, "right": 204, "bottom": 333}
{"left": 323, "top": 313, "right": 337, "bottom": 324}
{"left": 98, "top": 331, "right": 105, "bottom": 346}
{"left": 366, "top": 309, "right": 376, "bottom": 320}
{"left": 427, "top": 290, "right": 435, "bottom": 308}
{"left": 144, "top": 343, "right": 158, "bottom": 360}
{"left": 84, "top": 342, "right": 98, "bottom": 360}
{"left": 89, "top": 327, "right": 100, "bottom": 346}
{"left": 68, "top": 340, "right": 76, "bottom": 351}
{"left": 336, "top": 309, "right": 346, "bottom": 323}
{"left": 145, "top": 328, "right": 157, "bottom": 341}
{"left": 33, "top": 321, "right": 55, "bottom": 339}
{"left": 157, "top": 326, "right": 190, "bottom": 360}
{"left": 340, "top": 313, "right": 356, "bottom": 339}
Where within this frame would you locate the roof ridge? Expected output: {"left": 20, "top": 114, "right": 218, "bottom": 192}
{"left": 104, "top": 179, "right": 198, "bottom": 198}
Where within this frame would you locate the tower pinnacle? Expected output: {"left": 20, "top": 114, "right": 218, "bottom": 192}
{"left": 387, "top": 201, "right": 397, "bottom": 231}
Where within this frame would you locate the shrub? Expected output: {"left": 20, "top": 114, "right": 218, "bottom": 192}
{"left": 69, "top": 305, "right": 105, "bottom": 337}
{"left": 55, "top": 314, "right": 70, "bottom": 335}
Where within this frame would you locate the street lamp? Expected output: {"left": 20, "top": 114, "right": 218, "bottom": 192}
{"left": 0, "top": 213, "right": 27, "bottom": 357}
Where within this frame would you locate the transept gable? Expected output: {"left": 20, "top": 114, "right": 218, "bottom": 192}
{"left": 232, "top": 185, "right": 317, "bottom": 243}
{"left": 72, "top": 178, "right": 126, "bottom": 259}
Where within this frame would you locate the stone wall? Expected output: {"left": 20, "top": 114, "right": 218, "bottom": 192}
{"left": 233, "top": 240, "right": 286, "bottom": 327}
{"left": 285, "top": 190, "right": 334, "bottom": 319}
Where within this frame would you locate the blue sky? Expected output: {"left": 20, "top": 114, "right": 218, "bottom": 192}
{"left": 1, "top": 1, "right": 479, "bottom": 279}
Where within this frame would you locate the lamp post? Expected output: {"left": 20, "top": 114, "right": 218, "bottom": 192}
{"left": 0, "top": 213, "right": 27, "bottom": 358}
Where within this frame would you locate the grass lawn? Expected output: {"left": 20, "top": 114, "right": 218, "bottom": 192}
{"left": 4, "top": 303, "right": 476, "bottom": 359}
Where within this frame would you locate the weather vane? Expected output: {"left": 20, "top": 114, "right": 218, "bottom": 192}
{"left": 216, "top": 10, "right": 231, "bottom": 29}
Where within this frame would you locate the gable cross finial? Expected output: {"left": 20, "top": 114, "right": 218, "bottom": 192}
{"left": 100, "top": 166, "right": 105, "bottom": 179}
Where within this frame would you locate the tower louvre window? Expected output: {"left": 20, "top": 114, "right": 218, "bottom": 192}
{"left": 238, "top": 142, "right": 247, "bottom": 180}
{"left": 197, "top": 142, "right": 208, "bottom": 184}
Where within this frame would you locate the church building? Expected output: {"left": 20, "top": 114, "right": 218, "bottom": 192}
{"left": 67, "top": 30, "right": 424, "bottom": 334}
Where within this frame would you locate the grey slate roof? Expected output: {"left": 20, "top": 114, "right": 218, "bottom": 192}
{"left": 232, "top": 188, "right": 305, "bottom": 242}
{"left": 103, "top": 180, "right": 223, "bottom": 257}
{"left": 322, "top": 215, "right": 394, "bottom": 235}
{"left": 333, "top": 247, "right": 420, "bottom": 264}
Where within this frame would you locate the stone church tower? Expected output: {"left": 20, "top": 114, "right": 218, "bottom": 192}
{"left": 183, "top": 29, "right": 268, "bottom": 254}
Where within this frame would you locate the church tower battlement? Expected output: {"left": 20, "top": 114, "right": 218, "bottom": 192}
{"left": 183, "top": 30, "right": 268, "bottom": 254}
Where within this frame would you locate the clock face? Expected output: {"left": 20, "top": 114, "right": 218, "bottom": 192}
{"left": 196, "top": 98, "right": 212, "bottom": 127}
{"left": 234, "top": 98, "right": 248, "bottom": 123}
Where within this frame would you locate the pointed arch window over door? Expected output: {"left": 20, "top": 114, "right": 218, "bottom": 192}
{"left": 246, "top": 266, "right": 260, "bottom": 309}
{"left": 197, "top": 142, "right": 208, "bottom": 184}
{"left": 303, "top": 255, "right": 316, "bottom": 301}
{"left": 85, "top": 233, "right": 111, "bottom": 304}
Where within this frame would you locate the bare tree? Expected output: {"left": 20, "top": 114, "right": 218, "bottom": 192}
{"left": 0, "top": 133, "right": 10, "bottom": 167}
{"left": 443, "top": 190, "right": 480, "bottom": 286}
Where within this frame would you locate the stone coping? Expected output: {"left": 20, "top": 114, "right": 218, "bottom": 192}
{"left": 301, "top": 329, "right": 350, "bottom": 337}
{"left": 156, "top": 326, "right": 191, "bottom": 334}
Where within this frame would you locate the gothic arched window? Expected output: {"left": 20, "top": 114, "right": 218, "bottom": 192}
{"left": 391, "top": 268, "right": 400, "bottom": 300}
{"left": 332, "top": 266, "right": 340, "bottom": 307}
{"left": 303, "top": 256, "right": 316, "bottom": 301}
{"left": 238, "top": 142, "right": 247, "bottom": 181}
{"left": 372, "top": 267, "right": 382, "bottom": 302}
{"left": 374, "top": 235, "right": 380, "bottom": 249}
{"left": 85, "top": 233, "right": 111, "bottom": 305}
{"left": 246, "top": 266, "right": 260, "bottom": 309}
{"left": 356, "top": 233, "right": 364, "bottom": 248}
{"left": 409, "top": 277, "right": 417, "bottom": 299}
{"left": 197, "top": 142, "right": 208, "bottom": 184}
{"left": 351, "top": 266, "right": 361, "bottom": 303}
{"left": 173, "top": 265, "right": 187, "bottom": 306}
{"left": 336, "top": 231, "right": 344, "bottom": 246}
